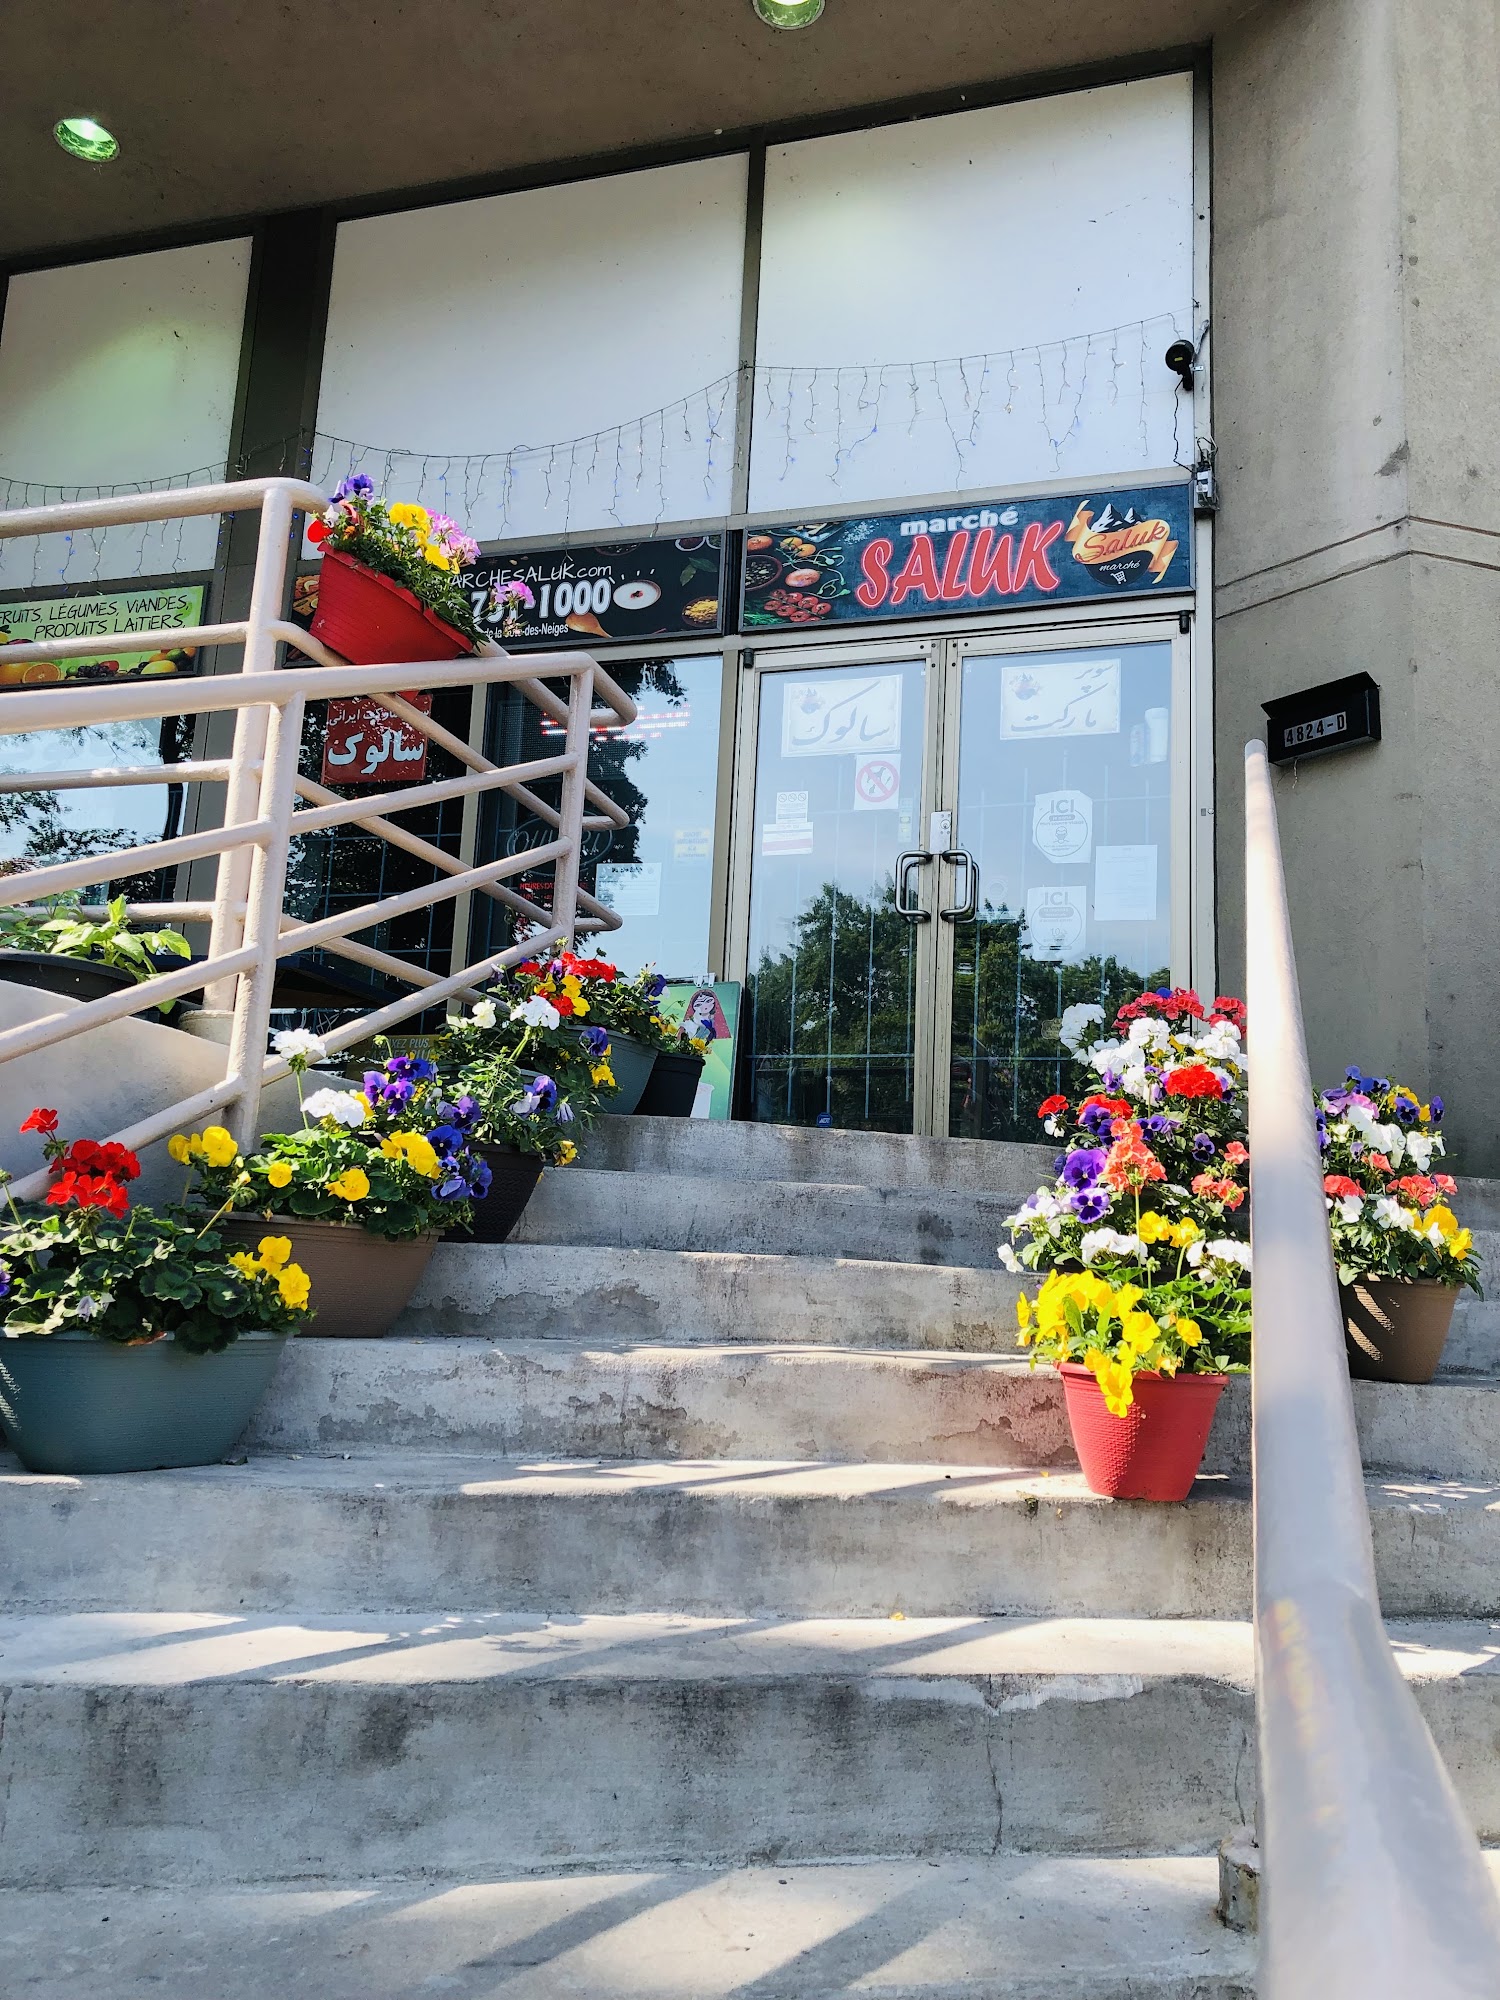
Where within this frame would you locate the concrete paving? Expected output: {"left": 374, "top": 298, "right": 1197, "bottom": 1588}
{"left": 0, "top": 1856, "right": 1258, "bottom": 1999}
{"left": 399, "top": 1245, "right": 1028, "bottom": 1350}
{"left": 241, "top": 1336, "right": 1500, "bottom": 1480}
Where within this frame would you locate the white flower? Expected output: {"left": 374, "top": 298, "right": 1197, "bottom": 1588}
{"left": 1337, "top": 1195, "right": 1364, "bottom": 1224}
{"left": 1080, "top": 1227, "right": 1146, "bottom": 1264}
{"left": 1405, "top": 1132, "right": 1434, "bottom": 1170}
{"left": 511, "top": 996, "right": 561, "bottom": 1030}
{"left": 1372, "top": 1196, "right": 1413, "bottom": 1231}
{"left": 1196, "top": 1022, "right": 1242, "bottom": 1061}
{"left": 302, "top": 1088, "right": 368, "bottom": 1129}
{"left": 997, "top": 1243, "right": 1022, "bottom": 1272}
{"left": 1060, "top": 1002, "right": 1106, "bottom": 1053}
{"left": 273, "top": 1028, "right": 328, "bottom": 1063}
{"left": 1024, "top": 1187, "right": 1063, "bottom": 1220}
{"left": 1088, "top": 1040, "right": 1127, "bottom": 1075}
{"left": 470, "top": 999, "right": 498, "bottom": 1030}
{"left": 1043, "top": 1116, "right": 1064, "bottom": 1137}
{"left": 1127, "top": 1017, "right": 1169, "bottom": 1049}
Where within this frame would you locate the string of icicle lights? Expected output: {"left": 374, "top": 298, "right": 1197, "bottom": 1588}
{"left": 0, "top": 314, "right": 1189, "bottom": 586}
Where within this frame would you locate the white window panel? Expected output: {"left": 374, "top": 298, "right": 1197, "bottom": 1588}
{"left": 751, "top": 76, "right": 1195, "bottom": 515}
{"left": 314, "top": 156, "right": 748, "bottom": 544}
{"left": 0, "top": 240, "right": 251, "bottom": 587}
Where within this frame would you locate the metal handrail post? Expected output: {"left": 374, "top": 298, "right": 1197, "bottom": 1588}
{"left": 206, "top": 480, "right": 298, "bottom": 1008}
{"left": 225, "top": 692, "right": 306, "bottom": 1153}
{"left": 550, "top": 664, "right": 596, "bottom": 948}
{"left": 1245, "top": 739, "right": 1500, "bottom": 1998}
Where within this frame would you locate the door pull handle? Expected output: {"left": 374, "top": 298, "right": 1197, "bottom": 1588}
{"left": 895, "top": 849, "right": 933, "bottom": 923}
{"left": 939, "top": 849, "right": 978, "bottom": 923}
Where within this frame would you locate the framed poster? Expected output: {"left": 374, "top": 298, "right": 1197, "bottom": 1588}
{"left": 461, "top": 535, "right": 725, "bottom": 650}
{"left": 658, "top": 980, "right": 742, "bottom": 1119}
{"left": 0, "top": 583, "right": 207, "bottom": 688}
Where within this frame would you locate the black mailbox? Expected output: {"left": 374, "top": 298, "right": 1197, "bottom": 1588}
{"left": 1262, "top": 673, "right": 1381, "bottom": 766}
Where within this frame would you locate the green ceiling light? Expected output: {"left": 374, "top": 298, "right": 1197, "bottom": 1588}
{"left": 753, "top": 0, "right": 825, "bottom": 27}
{"left": 53, "top": 117, "right": 120, "bottom": 163}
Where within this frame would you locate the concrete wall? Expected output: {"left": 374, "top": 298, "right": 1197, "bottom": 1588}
{"left": 1212, "top": 0, "right": 1500, "bottom": 1169}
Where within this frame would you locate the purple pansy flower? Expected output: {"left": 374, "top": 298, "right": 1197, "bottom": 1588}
{"left": 1061, "top": 1147, "right": 1108, "bottom": 1190}
{"left": 1070, "top": 1188, "right": 1112, "bottom": 1223}
{"left": 1192, "top": 1132, "right": 1217, "bottom": 1160}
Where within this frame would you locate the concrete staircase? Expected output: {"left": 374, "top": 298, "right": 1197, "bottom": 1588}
{"left": 3, "top": 1118, "right": 1500, "bottom": 1997}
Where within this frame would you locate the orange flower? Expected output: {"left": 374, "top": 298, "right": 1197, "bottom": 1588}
{"left": 1102, "top": 1122, "right": 1167, "bottom": 1192}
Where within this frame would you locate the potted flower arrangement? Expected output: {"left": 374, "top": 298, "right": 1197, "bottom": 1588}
{"left": 0, "top": 894, "right": 193, "bottom": 1018}
{"left": 431, "top": 1018, "right": 585, "bottom": 1243}
{"left": 307, "top": 476, "right": 483, "bottom": 666}
{"left": 569, "top": 961, "right": 692, "bottom": 1114}
{"left": 471, "top": 948, "right": 658, "bottom": 1114}
{"left": 0, "top": 1109, "right": 310, "bottom": 1472}
{"left": 1001, "top": 987, "right": 1252, "bottom": 1499}
{"left": 170, "top": 1031, "right": 486, "bottom": 1337}
{"left": 1318, "top": 1067, "right": 1481, "bottom": 1382}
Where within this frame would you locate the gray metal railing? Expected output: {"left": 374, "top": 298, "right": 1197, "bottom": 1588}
{"left": 0, "top": 477, "right": 636, "bottom": 1181}
{"left": 1245, "top": 737, "right": 1500, "bottom": 1996}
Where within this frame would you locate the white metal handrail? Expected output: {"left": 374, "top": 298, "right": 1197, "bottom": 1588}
{"left": 1245, "top": 738, "right": 1500, "bottom": 1996}
{"left": 0, "top": 477, "right": 637, "bottom": 1189}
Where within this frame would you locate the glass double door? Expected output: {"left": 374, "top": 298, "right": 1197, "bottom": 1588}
{"left": 736, "top": 619, "right": 1194, "bottom": 1140}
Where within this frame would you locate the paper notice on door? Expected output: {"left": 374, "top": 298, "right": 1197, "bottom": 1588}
{"left": 595, "top": 862, "right": 662, "bottom": 917}
{"left": 1032, "top": 789, "right": 1093, "bottom": 864}
{"left": 775, "top": 790, "right": 810, "bottom": 825}
{"left": 852, "top": 753, "right": 901, "bottom": 811}
{"left": 762, "top": 821, "right": 814, "bottom": 857}
{"left": 1024, "top": 885, "right": 1088, "bottom": 962}
{"left": 673, "top": 827, "right": 712, "bottom": 860}
{"left": 782, "top": 675, "right": 902, "bottom": 757}
{"left": 999, "top": 660, "right": 1120, "bottom": 740}
{"left": 1093, "top": 845, "right": 1158, "bottom": 922}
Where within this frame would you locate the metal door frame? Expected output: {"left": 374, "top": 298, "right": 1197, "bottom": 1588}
{"left": 727, "top": 613, "right": 1196, "bottom": 1136}
{"left": 925, "top": 614, "right": 1195, "bottom": 1135}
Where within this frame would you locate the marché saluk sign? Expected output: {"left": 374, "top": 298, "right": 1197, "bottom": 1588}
{"left": 741, "top": 484, "right": 1192, "bottom": 631}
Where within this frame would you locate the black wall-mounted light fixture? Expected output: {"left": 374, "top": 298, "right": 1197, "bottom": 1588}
{"left": 1164, "top": 339, "right": 1197, "bottom": 392}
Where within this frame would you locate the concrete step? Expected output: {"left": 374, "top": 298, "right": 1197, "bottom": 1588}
{"left": 515, "top": 1170, "right": 1033, "bottom": 1269}
{"left": 4, "top": 1611, "right": 1499, "bottom": 1887}
{"left": 247, "top": 1336, "right": 1500, "bottom": 1481}
{"left": 0, "top": 1611, "right": 1261, "bottom": 1881}
{"left": 7, "top": 1452, "right": 1500, "bottom": 1621}
{"left": 399, "top": 1244, "right": 1027, "bottom": 1349}
{"left": 0, "top": 1855, "right": 1258, "bottom": 1999}
{"left": 581, "top": 1116, "right": 1058, "bottom": 1193}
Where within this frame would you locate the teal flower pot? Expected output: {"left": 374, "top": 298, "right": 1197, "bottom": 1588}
{"left": 595, "top": 1031, "right": 657, "bottom": 1115}
{"left": 0, "top": 1330, "right": 290, "bottom": 1474}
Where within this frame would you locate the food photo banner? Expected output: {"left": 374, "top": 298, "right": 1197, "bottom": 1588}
{"left": 0, "top": 583, "right": 207, "bottom": 687}
{"left": 741, "top": 485, "right": 1193, "bottom": 630}
{"left": 460, "top": 536, "right": 726, "bottom": 650}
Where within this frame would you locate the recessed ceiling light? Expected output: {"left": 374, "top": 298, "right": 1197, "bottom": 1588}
{"left": 753, "top": 0, "right": 825, "bottom": 28}
{"left": 54, "top": 117, "right": 120, "bottom": 163}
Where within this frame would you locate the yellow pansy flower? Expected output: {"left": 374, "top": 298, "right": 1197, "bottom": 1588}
{"left": 557, "top": 1140, "right": 578, "bottom": 1166}
{"left": 228, "top": 1250, "right": 261, "bottom": 1279}
{"left": 381, "top": 1131, "right": 441, "bottom": 1179}
{"left": 1137, "top": 1212, "right": 1171, "bottom": 1244}
{"left": 422, "top": 542, "right": 454, "bottom": 571}
{"left": 327, "top": 1167, "right": 370, "bottom": 1202}
{"left": 199, "top": 1125, "right": 240, "bottom": 1169}
{"left": 388, "top": 502, "right": 431, "bottom": 535}
{"left": 591, "top": 1063, "right": 615, "bottom": 1088}
{"left": 256, "top": 1236, "right": 292, "bottom": 1272}
{"left": 277, "top": 1262, "right": 312, "bottom": 1310}
{"left": 167, "top": 1134, "right": 192, "bottom": 1164}
{"left": 1016, "top": 1293, "right": 1034, "bottom": 1329}
{"left": 1174, "top": 1315, "right": 1203, "bottom": 1348}
{"left": 1170, "top": 1218, "right": 1202, "bottom": 1248}
{"left": 266, "top": 1161, "right": 294, "bottom": 1188}
{"left": 561, "top": 975, "right": 584, "bottom": 1000}
{"left": 1427, "top": 1204, "right": 1459, "bottom": 1239}
{"left": 571, "top": 996, "right": 590, "bottom": 1017}
{"left": 1449, "top": 1228, "right": 1473, "bottom": 1260}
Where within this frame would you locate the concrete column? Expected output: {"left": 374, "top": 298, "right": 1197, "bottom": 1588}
{"left": 1212, "top": 0, "right": 1500, "bottom": 1167}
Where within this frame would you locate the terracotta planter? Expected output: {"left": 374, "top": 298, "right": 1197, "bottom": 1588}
{"left": 0, "top": 1330, "right": 289, "bottom": 1474}
{"left": 221, "top": 1217, "right": 438, "bottom": 1338}
{"left": 1059, "top": 1362, "right": 1227, "bottom": 1502}
{"left": 0, "top": 948, "right": 191, "bottom": 1024}
{"left": 1341, "top": 1276, "right": 1459, "bottom": 1385}
{"left": 635, "top": 1049, "right": 706, "bottom": 1118}
{"left": 310, "top": 547, "right": 473, "bottom": 667}
{"left": 443, "top": 1143, "right": 544, "bottom": 1244}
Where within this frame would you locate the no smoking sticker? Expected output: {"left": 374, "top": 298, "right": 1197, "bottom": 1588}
{"left": 852, "top": 754, "right": 901, "bottom": 812}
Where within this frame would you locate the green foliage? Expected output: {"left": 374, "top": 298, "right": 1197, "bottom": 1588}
{"left": 0, "top": 894, "right": 190, "bottom": 1011}
{"left": 0, "top": 1204, "right": 305, "bottom": 1353}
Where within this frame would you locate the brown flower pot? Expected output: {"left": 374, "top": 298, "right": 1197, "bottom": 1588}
{"left": 443, "top": 1143, "right": 544, "bottom": 1244}
{"left": 221, "top": 1218, "right": 438, "bottom": 1339}
{"left": 1340, "top": 1277, "right": 1459, "bottom": 1385}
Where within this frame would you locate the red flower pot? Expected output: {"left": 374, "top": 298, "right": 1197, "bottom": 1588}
{"left": 309, "top": 548, "right": 474, "bottom": 667}
{"left": 1059, "top": 1363, "right": 1227, "bottom": 1502}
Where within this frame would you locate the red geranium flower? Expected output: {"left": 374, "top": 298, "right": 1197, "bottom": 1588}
{"left": 1102, "top": 1122, "right": 1167, "bottom": 1192}
{"left": 1435, "top": 1174, "right": 1457, "bottom": 1193}
{"left": 1080, "top": 1094, "right": 1132, "bottom": 1121}
{"left": 306, "top": 517, "right": 331, "bottom": 545}
{"left": 58, "top": 1138, "right": 140, "bottom": 1181}
{"left": 1209, "top": 996, "right": 1248, "bottom": 1031}
{"left": 1395, "top": 1174, "right": 1438, "bottom": 1208}
{"left": 1368, "top": 1152, "right": 1392, "bottom": 1176}
{"left": 1164, "top": 1064, "right": 1225, "bottom": 1100}
{"left": 20, "top": 1108, "right": 58, "bottom": 1135}
{"left": 1037, "top": 1095, "right": 1069, "bottom": 1119}
{"left": 1193, "top": 1172, "right": 1244, "bottom": 1209}
{"left": 553, "top": 994, "right": 575, "bottom": 1017}
{"left": 1323, "top": 1175, "right": 1363, "bottom": 1199}
{"left": 1224, "top": 1141, "right": 1249, "bottom": 1165}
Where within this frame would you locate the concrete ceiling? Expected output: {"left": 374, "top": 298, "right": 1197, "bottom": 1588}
{"left": 0, "top": 0, "right": 1254, "bottom": 265}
